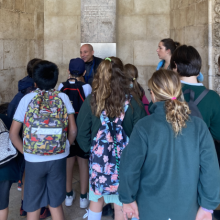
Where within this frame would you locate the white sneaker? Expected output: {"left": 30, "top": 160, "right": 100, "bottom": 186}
{"left": 80, "top": 194, "right": 89, "bottom": 209}
{"left": 65, "top": 191, "right": 76, "bottom": 207}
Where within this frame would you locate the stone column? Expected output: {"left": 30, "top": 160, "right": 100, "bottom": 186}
{"left": 213, "top": 0, "right": 220, "bottom": 95}
{"left": 81, "top": 0, "right": 116, "bottom": 58}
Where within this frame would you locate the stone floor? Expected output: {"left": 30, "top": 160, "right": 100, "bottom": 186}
{"left": 7, "top": 162, "right": 112, "bottom": 220}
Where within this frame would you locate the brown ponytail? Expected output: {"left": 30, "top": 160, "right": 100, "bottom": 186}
{"left": 148, "top": 69, "right": 190, "bottom": 136}
{"left": 124, "top": 64, "right": 144, "bottom": 100}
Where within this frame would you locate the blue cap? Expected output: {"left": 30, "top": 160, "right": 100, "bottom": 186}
{"left": 69, "top": 58, "right": 85, "bottom": 76}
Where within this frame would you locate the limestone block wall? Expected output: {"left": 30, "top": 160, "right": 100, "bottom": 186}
{"left": 117, "top": 0, "right": 170, "bottom": 100}
{"left": 0, "top": 0, "right": 44, "bottom": 104}
{"left": 44, "top": 0, "right": 81, "bottom": 87}
{"left": 170, "top": 0, "right": 209, "bottom": 87}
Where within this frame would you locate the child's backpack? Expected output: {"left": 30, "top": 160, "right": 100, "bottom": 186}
{"left": 23, "top": 89, "right": 68, "bottom": 156}
{"left": 61, "top": 78, "right": 86, "bottom": 120}
{"left": 183, "top": 89, "right": 209, "bottom": 119}
{"left": 89, "top": 99, "right": 130, "bottom": 195}
{"left": 0, "top": 119, "right": 18, "bottom": 167}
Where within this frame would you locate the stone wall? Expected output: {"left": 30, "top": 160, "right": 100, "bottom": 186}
{"left": 0, "top": 0, "right": 44, "bottom": 104}
{"left": 170, "top": 0, "right": 209, "bottom": 87}
{"left": 44, "top": 0, "right": 81, "bottom": 88}
{"left": 213, "top": 0, "right": 220, "bottom": 94}
{"left": 117, "top": 0, "right": 170, "bottom": 100}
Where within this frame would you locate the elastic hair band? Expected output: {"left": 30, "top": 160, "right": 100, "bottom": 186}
{"left": 105, "top": 57, "right": 111, "bottom": 62}
{"left": 133, "top": 78, "right": 136, "bottom": 81}
{"left": 171, "top": 97, "right": 176, "bottom": 100}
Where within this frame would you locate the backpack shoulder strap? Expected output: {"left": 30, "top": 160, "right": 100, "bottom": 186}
{"left": 183, "top": 89, "right": 195, "bottom": 102}
{"left": 194, "top": 89, "right": 209, "bottom": 106}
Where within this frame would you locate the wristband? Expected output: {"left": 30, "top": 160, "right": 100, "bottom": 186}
{"left": 202, "top": 207, "right": 213, "bottom": 214}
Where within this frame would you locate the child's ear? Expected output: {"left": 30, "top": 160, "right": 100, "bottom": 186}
{"left": 34, "top": 83, "right": 38, "bottom": 88}
{"left": 83, "top": 70, "right": 86, "bottom": 76}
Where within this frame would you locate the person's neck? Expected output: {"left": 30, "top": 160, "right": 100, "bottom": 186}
{"left": 180, "top": 76, "right": 198, "bottom": 84}
{"left": 164, "top": 55, "right": 171, "bottom": 66}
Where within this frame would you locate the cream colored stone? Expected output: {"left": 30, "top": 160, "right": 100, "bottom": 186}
{"left": 25, "top": 0, "right": 35, "bottom": 13}
{"left": 2, "top": 0, "right": 14, "bottom": 10}
{"left": 15, "top": 0, "right": 25, "bottom": 12}
{"left": 134, "top": 0, "right": 170, "bottom": 15}
{"left": 177, "top": 0, "right": 189, "bottom": 9}
{"left": 35, "top": 0, "right": 44, "bottom": 12}
{"left": 63, "top": 0, "right": 80, "bottom": 16}
{"left": 1, "top": 10, "right": 19, "bottom": 39}
{"left": 186, "top": 4, "right": 195, "bottom": 26}
{"left": 20, "top": 13, "right": 35, "bottom": 39}
{"left": 195, "top": 0, "right": 208, "bottom": 25}
{"left": 118, "top": 0, "right": 134, "bottom": 15}
{"left": 185, "top": 25, "right": 208, "bottom": 47}
{"left": 62, "top": 40, "right": 80, "bottom": 65}
{"left": 45, "top": 0, "right": 63, "bottom": 16}
{"left": 27, "top": 40, "right": 35, "bottom": 62}
{"left": 170, "top": 29, "right": 175, "bottom": 39}
{"left": 174, "top": 28, "right": 185, "bottom": 44}
{"left": 35, "top": 12, "right": 44, "bottom": 40}
{"left": 146, "top": 14, "right": 170, "bottom": 40}
{"left": 0, "top": 40, "right": 3, "bottom": 70}
{"left": 131, "top": 15, "right": 147, "bottom": 40}
{"left": 44, "top": 40, "right": 63, "bottom": 65}
{"left": 3, "top": 40, "right": 28, "bottom": 69}
{"left": 35, "top": 40, "right": 44, "bottom": 59}
{"left": 44, "top": 16, "right": 79, "bottom": 41}
{"left": 179, "top": 7, "right": 187, "bottom": 28}
{"left": 173, "top": 10, "right": 180, "bottom": 29}
{"left": 117, "top": 16, "right": 133, "bottom": 41}
{"left": 170, "top": 11, "right": 175, "bottom": 29}
{"left": 134, "top": 40, "right": 160, "bottom": 66}
{"left": 116, "top": 40, "right": 134, "bottom": 64}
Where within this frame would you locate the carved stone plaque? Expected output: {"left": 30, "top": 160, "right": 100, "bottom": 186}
{"left": 81, "top": 0, "right": 116, "bottom": 43}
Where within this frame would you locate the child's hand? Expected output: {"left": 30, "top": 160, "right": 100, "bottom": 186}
{"left": 123, "top": 201, "right": 139, "bottom": 220}
{"left": 195, "top": 207, "right": 212, "bottom": 220}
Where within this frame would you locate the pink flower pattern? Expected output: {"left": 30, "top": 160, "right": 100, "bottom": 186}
{"left": 89, "top": 97, "right": 131, "bottom": 195}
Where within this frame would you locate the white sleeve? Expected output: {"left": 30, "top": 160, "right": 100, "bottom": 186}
{"left": 82, "top": 84, "right": 92, "bottom": 98}
{"left": 13, "top": 93, "right": 36, "bottom": 123}
{"left": 58, "top": 93, "right": 75, "bottom": 115}
{"left": 57, "top": 83, "right": 64, "bottom": 91}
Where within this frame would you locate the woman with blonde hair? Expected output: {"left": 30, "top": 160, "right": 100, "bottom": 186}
{"left": 118, "top": 69, "right": 220, "bottom": 220}
{"left": 76, "top": 57, "right": 146, "bottom": 220}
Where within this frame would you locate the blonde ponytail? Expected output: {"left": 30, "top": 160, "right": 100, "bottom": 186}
{"left": 148, "top": 69, "right": 190, "bottom": 136}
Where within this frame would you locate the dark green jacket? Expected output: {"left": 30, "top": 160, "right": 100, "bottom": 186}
{"left": 76, "top": 95, "right": 147, "bottom": 152}
{"left": 0, "top": 114, "right": 20, "bottom": 182}
{"left": 119, "top": 102, "right": 220, "bottom": 220}
{"left": 149, "top": 82, "right": 220, "bottom": 141}
{"left": 182, "top": 83, "right": 220, "bottom": 141}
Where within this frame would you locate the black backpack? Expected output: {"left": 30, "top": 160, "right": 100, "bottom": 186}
{"left": 61, "top": 78, "right": 86, "bottom": 120}
{"left": 183, "top": 89, "right": 209, "bottom": 119}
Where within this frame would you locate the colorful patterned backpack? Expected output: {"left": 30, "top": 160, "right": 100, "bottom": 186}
{"left": 89, "top": 99, "right": 130, "bottom": 195}
{"left": 23, "top": 89, "right": 68, "bottom": 156}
